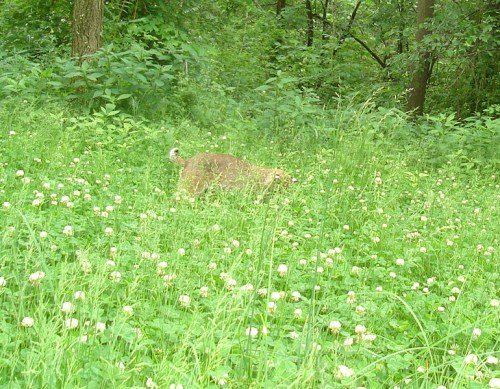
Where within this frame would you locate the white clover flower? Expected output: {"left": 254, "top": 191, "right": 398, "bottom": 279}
{"left": 200, "top": 286, "right": 209, "bottom": 297}
{"left": 356, "top": 305, "right": 366, "bottom": 314}
{"left": 122, "top": 305, "right": 133, "bottom": 315}
{"left": 288, "top": 331, "right": 299, "bottom": 339}
{"left": 231, "top": 239, "right": 240, "bottom": 247}
{"left": 109, "top": 271, "right": 121, "bottom": 282}
{"left": 362, "top": 333, "right": 377, "bottom": 342}
{"left": 347, "top": 291, "right": 356, "bottom": 304}
{"left": 472, "top": 328, "right": 481, "bottom": 338}
{"left": 65, "top": 318, "right": 79, "bottom": 329}
{"left": 416, "top": 366, "right": 425, "bottom": 373}
{"left": 169, "top": 384, "right": 183, "bottom": 389}
{"left": 29, "top": 271, "right": 46, "bottom": 285}
{"left": 106, "top": 260, "right": 116, "bottom": 267}
{"left": 178, "top": 248, "right": 186, "bottom": 256}
{"left": 291, "top": 291, "right": 301, "bottom": 302}
{"left": 32, "top": 198, "right": 42, "bottom": 207}
{"left": 21, "top": 317, "right": 35, "bottom": 328}
{"left": 395, "top": 258, "right": 405, "bottom": 266}
{"left": 437, "top": 306, "right": 445, "bottom": 312}
{"left": 208, "top": 262, "right": 217, "bottom": 270}
{"left": 16, "top": 170, "right": 25, "bottom": 177}
{"left": 451, "top": 287, "right": 461, "bottom": 295}
{"left": 246, "top": 327, "right": 258, "bottom": 337}
{"left": 294, "top": 308, "right": 303, "bottom": 318}
{"left": 104, "top": 227, "right": 113, "bottom": 236}
{"left": 146, "top": 378, "right": 158, "bottom": 388}
{"left": 2, "top": 201, "right": 11, "bottom": 209}
{"left": 245, "top": 248, "right": 253, "bottom": 256}
{"left": 240, "top": 283, "right": 254, "bottom": 292}
{"left": 328, "top": 321, "right": 341, "bottom": 334}
{"left": 267, "top": 301, "right": 277, "bottom": 314}
{"left": 490, "top": 378, "right": 500, "bottom": 389}
{"left": 61, "top": 301, "right": 75, "bottom": 314}
{"left": 74, "top": 290, "right": 86, "bottom": 300}
{"left": 261, "top": 326, "right": 269, "bottom": 336}
{"left": 277, "top": 264, "right": 288, "bottom": 276}
{"left": 411, "top": 282, "right": 420, "bottom": 290}
{"left": 178, "top": 294, "right": 191, "bottom": 307}
{"left": 486, "top": 356, "right": 498, "bottom": 365}
{"left": 39, "top": 231, "right": 48, "bottom": 239}
{"left": 114, "top": 195, "right": 122, "bottom": 204}
{"left": 298, "top": 259, "right": 307, "bottom": 266}
{"left": 490, "top": 299, "right": 499, "bottom": 307}
{"left": 270, "top": 291, "right": 281, "bottom": 301}
{"left": 351, "top": 266, "right": 361, "bottom": 275}
{"left": 0, "top": 277, "right": 6, "bottom": 287}
{"left": 464, "top": 354, "right": 478, "bottom": 365}
{"left": 337, "top": 364, "right": 354, "bottom": 378}
{"left": 212, "top": 224, "right": 221, "bottom": 232}
{"left": 344, "top": 337, "right": 354, "bottom": 347}
{"left": 375, "top": 286, "right": 383, "bottom": 292}
{"left": 389, "top": 271, "right": 397, "bottom": 278}
{"left": 355, "top": 324, "right": 367, "bottom": 335}
{"left": 95, "top": 322, "right": 106, "bottom": 332}
{"left": 62, "top": 225, "right": 74, "bottom": 236}
{"left": 79, "top": 335, "right": 88, "bottom": 343}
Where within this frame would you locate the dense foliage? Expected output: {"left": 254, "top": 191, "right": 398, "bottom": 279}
{"left": 0, "top": 0, "right": 498, "bottom": 387}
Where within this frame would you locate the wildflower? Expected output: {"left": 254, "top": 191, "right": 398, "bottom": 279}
{"left": 490, "top": 299, "right": 499, "bottom": 307}
{"left": 294, "top": 308, "right": 303, "bottom": 318}
{"left": 489, "top": 378, "right": 500, "bottom": 388}
{"left": 355, "top": 305, "right": 366, "bottom": 314}
{"left": 347, "top": 291, "right": 356, "bottom": 304}
{"left": 65, "top": 318, "right": 79, "bottom": 329}
{"left": 472, "top": 328, "right": 481, "bottom": 338}
{"left": 437, "top": 306, "right": 445, "bottom": 312}
{"left": 267, "top": 301, "right": 277, "bottom": 314}
{"left": 212, "top": 224, "right": 221, "bottom": 232}
{"left": 328, "top": 321, "right": 341, "bottom": 334}
{"left": 464, "top": 354, "right": 478, "bottom": 365}
{"left": 351, "top": 266, "right": 361, "bottom": 275}
{"left": 486, "top": 356, "right": 498, "bottom": 365}
{"left": 95, "top": 322, "right": 106, "bottom": 332}
{"left": 246, "top": 327, "right": 258, "bottom": 337}
{"left": 343, "top": 337, "right": 354, "bottom": 347}
{"left": 337, "top": 365, "right": 354, "bottom": 378}
{"left": 208, "top": 262, "right": 217, "bottom": 270}
{"left": 61, "top": 302, "right": 75, "bottom": 314}
{"left": 122, "top": 306, "right": 133, "bottom": 315}
{"left": 178, "top": 295, "right": 191, "bottom": 307}
{"left": 178, "top": 248, "right": 186, "bottom": 256}
{"left": 389, "top": 271, "right": 397, "bottom": 278}
{"left": 411, "top": 282, "right": 420, "bottom": 290}
{"left": 29, "top": 271, "right": 46, "bottom": 285}
{"left": 21, "top": 317, "right": 35, "bottom": 327}
{"left": 74, "top": 291, "right": 86, "bottom": 300}
{"left": 114, "top": 195, "right": 122, "bottom": 204}
{"left": 277, "top": 264, "right": 288, "bottom": 276}
{"left": 200, "top": 286, "right": 209, "bottom": 297}
{"left": 375, "top": 286, "right": 383, "bottom": 292}
{"left": 16, "top": 170, "right": 24, "bottom": 177}
{"left": 395, "top": 258, "right": 405, "bottom": 266}
{"left": 362, "top": 333, "right": 377, "bottom": 342}
{"left": 62, "top": 225, "right": 74, "bottom": 236}
{"left": 288, "top": 331, "right": 299, "bottom": 339}
{"left": 451, "top": 287, "right": 461, "bottom": 295}
{"left": 107, "top": 269, "right": 121, "bottom": 283}
{"left": 257, "top": 288, "right": 267, "bottom": 297}
{"left": 0, "top": 277, "right": 6, "bottom": 287}
{"left": 79, "top": 335, "right": 88, "bottom": 343}
{"left": 146, "top": 378, "right": 158, "bottom": 388}
{"left": 355, "top": 324, "right": 367, "bottom": 335}
{"left": 291, "top": 291, "right": 301, "bottom": 302}
{"left": 270, "top": 291, "right": 282, "bottom": 301}
{"left": 2, "top": 201, "right": 11, "bottom": 209}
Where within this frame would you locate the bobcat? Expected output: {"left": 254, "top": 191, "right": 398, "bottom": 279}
{"left": 169, "top": 148, "right": 297, "bottom": 197}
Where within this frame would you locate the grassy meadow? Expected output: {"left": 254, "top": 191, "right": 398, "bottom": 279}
{"left": 0, "top": 99, "right": 498, "bottom": 388}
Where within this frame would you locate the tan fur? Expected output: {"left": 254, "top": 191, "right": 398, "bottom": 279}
{"left": 169, "top": 148, "right": 296, "bottom": 197}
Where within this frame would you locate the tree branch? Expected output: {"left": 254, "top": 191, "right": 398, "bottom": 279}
{"left": 350, "top": 35, "right": 387, "bottom": 68}
{"left": 333, "top": 0, "right": 362, "bottom": 55}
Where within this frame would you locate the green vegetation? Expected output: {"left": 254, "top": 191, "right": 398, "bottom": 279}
{"left": 0, "top": 0, "right": 498, "bottom": 387}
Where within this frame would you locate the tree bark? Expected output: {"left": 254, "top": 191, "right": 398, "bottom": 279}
{"left": 406, "top": 0, "right": 435, "bottom": 116}
{"left": 305, "top": 0, "right": 314, "bottom": 46}
{"left": 276, "top": 0, "right": 286, "bottom": 16}
{"left": 71, "top": 0, "right": 104, "bottom": 64}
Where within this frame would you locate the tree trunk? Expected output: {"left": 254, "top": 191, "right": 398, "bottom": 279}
{"left": 305, "top": 0, "right": 314, "bottom": 46}
{"left": 71, "top": 0, "right": 104, "bottom": 64}
{"left": 406, "top": 0, "right": 435, "bottom": 116}
{"left": 276, "top": 0, "right": 286, "bottom": 16}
